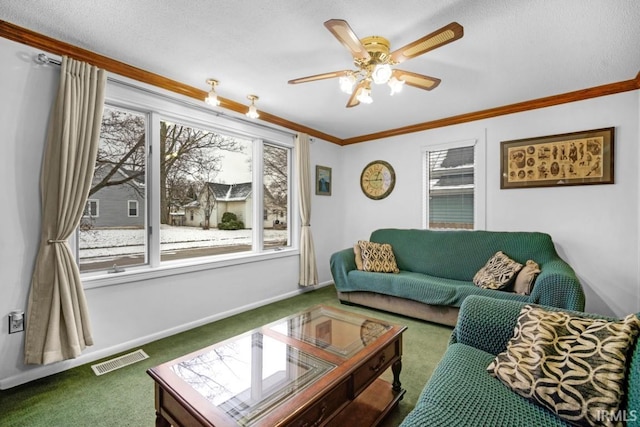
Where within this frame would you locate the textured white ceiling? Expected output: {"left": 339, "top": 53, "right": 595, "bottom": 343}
{"left": 2, "top": 0, "right": 640, "bottom": 141}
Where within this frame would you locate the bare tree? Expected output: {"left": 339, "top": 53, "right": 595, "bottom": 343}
{"left": 90, "top": 108, "right": 145, "bottom": 197}
{"left": 263, "top": 144, "right": 288, "bottom": 223}
{"left": 160, "top": 120, "right": 244, "bottom": 224}
{"left": 189, "top": 152, "right": 223, "bottom": 230}
{"left": 90, "top": 107, "right": 245, "bottom": 224}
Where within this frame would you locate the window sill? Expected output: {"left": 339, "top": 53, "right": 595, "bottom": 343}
{"left": 81, "top": 247, "right": 299, "bottom": 290}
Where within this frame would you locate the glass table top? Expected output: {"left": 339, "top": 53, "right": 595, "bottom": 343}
{"left": 268, "top": 305, "right": 392, "bottom": 358}
{"left": 171, "top": 332, "right": 334, "bottom": 426}
{"left": 166, "top": 305, "right": 394, "bottom": 426}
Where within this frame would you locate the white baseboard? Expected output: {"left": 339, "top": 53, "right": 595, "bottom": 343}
{"left": 0, "top": 281, "right": 334, "bottom": 390}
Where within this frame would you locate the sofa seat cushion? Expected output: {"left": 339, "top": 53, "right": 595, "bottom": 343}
{"left": 400, "top": 343, "right": 570, "bottom": 427}
{"left": 345, "top": 270, "right": 529, "bottom": 307}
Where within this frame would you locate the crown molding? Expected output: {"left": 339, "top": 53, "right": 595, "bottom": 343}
{"left": 0, "top": 20, "right": 342, "bottom": 145}
{"left": 1, "top": 20, "right": 638, "bottom": 147}
{"left": 340, "top": 75, "right": 640, "bottom": 145}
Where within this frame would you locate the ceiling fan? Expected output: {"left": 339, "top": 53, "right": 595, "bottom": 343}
{"left": 288, "top": 19, "right": 464, "bottom": 108}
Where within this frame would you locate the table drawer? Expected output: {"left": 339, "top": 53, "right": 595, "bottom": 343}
{"left": 291, "top": 378, "right": 349, "bottom": 427}
{"left": 352, "top": 340, "right": 399, "bottom": 394}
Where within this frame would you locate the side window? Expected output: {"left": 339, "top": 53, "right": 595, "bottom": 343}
{"left": 424, "top": 140, "right": 483, "bottom": 230}
{"left": 263, "top": 144, "right": 290, "bottom": 249}
{"left": 78, "top": 106, "right": 147, "bottom": 273}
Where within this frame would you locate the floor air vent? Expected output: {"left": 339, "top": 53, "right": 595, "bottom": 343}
{"left": 91, "top": 349, "right": 149, "bottom": 376}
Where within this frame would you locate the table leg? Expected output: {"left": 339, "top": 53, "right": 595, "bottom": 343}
{"left": 156, "top": 411, "right": 171, "bottom": 427}
{"left": 391, "top": 358, "right": 402, "bottom": 392}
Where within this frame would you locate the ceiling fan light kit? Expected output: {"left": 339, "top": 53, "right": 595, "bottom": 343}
{"left": 356, "top": 82, "right": 373, "bottom": 104}
{"left": 339, "top": 73, "right": 357, "bottom": 94}
{"left": 288, "top": 19, "right": 464, "bottom": 108}
{"left": 388, "top": 76, "right": 404, "bottom": 95}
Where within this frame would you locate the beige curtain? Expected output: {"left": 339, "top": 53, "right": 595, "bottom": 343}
{"left": 295, "top": 133, "right": 318, "bottom": 287}
{"left": 25, "top": 57, "right": 106, "bottom": 365}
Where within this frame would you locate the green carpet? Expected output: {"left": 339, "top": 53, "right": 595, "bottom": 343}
{"left": 0, "top": 285, "right": 452, "bottom": 426}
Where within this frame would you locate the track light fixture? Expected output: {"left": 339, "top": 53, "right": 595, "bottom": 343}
{"left": 205, "top": 78, "right": 221, "bottom": 106}
{"left": 246, "top": 95, "right": 260, "bottom": 119}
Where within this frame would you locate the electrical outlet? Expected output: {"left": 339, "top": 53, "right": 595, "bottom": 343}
{"left": 9, "top": 311, "right": 24, "bottom": 334}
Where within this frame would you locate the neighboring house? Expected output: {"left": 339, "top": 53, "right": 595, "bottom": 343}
{"left": 183, "top": 182, "right": 287, "bottom": 229}
{"left": 184, "top": 182, "right": 253, "bottom": 228}
{"left": 83, "top": 166, "right": 146, "bottom": 228}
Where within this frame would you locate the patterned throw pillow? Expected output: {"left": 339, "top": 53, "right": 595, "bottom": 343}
{"left": 513, "top": 259, "right": 541, "bottom": 295}
{"left": 488, "top": 305, "right": 640, "bottom": 427}
{"left": 357, "top": 240, "right": 399, "bottom": 273}
{"left": 473, "top": 251, "right": 523, "bottom": 290}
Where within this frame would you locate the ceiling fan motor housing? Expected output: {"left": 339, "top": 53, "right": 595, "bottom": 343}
{"left": 357, "top": 36, "right": 393, "bottom": 67}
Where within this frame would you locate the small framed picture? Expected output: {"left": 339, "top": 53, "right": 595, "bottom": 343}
{"left": 315, "top": 165, "right": 332, "bottom": 196}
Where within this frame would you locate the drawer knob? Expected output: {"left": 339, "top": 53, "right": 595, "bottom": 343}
{"left": 299, "top": 402, "right": 327, "bottom": 427}
{"left": 369, "top": 354, "right": 387, "bottom": 373}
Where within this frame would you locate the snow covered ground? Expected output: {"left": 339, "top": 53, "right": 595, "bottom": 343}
{"left": 79, "top": 225, "right": 288, "bottom": 258}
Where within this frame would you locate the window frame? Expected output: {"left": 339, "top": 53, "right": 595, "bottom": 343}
{"left": 422, "top": 138, "right": 486, "bottom": 230}
{"left": 127, "top": 200, "right": 139, "bottom": 218}
{"left": 76, "top": 78, "right": 298, "bottom": 289}
{"left": 84, "top": 199, "right": 99, "bottom": 218}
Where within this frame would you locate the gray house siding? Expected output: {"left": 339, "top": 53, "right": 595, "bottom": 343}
{"left": 85, "top": 166, "right": 146, "bottom": 228}
{"left": 86, "top": 184, "right": 145, "bottom": 228}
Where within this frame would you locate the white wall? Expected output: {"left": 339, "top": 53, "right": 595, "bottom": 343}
{"left": 338, "top": 92, "right": 640, "bottom": 318}
{"left": 0, "top": 38, "right": 343, "bottom": 388}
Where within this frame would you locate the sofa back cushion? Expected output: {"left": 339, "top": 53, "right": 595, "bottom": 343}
{"left": 369, "top": 228, "right": 558, "bottom": 281}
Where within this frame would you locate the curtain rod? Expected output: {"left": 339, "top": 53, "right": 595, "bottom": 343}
{"left": 34, "top": 53, "right": 298, "bottom": 139}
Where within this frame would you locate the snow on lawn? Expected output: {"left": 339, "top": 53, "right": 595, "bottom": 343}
{"left": 79, "top": 225, "right": 288, "bottom": 258}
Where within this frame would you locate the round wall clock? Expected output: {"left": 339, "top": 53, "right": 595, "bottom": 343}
{"left": 360, "top": 160, "right": 396, "bottom": 200}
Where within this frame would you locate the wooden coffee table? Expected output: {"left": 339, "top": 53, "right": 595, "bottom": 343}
{"left": 147, "top": 304, "right": 406, "bottom": 426}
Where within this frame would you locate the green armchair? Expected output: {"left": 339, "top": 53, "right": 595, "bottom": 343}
{"left": 400, "top": 296, "right": 640, "bottom": 426}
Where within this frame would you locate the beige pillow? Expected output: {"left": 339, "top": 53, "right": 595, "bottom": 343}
{"left": 513, "top": 260, "right": 540, "bottom": 295}
{"left": 473, "top": 251, "right": 523, "bottom": 290}
{"left": 357, "top": 240, "right": 399, "bottom": 273}
{"left": 488, "top": 305, "right": 640, "bottom": 427}
{"left": 353, "top": 244, "right": 363, "bottom": 270}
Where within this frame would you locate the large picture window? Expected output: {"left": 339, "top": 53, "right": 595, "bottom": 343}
{"left": 77, "top": 84, "right": 293, "bottom": 278}
{"left": 159, "top": 119, "right": 255, "bottom": 262}
{"left": 423, "top": 139, "right": 485, "bottom": 230}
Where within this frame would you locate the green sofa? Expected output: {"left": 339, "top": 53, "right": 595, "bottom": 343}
{"left": 400, "top": 296, "right": 640, "bottom": 427}
{"left": 330, "top": 228, "right": 585, "bottom": 326}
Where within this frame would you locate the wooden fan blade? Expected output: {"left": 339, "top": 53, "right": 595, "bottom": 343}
{"left": 324, "top": 19, "right": 371, "bottom": 61}
{"left": 390, "top": 22, "right": 463, "bottom": 64}
{"left": 288, "top": 70, "right": 351, "bottom": 84}
{"left": 392, "top": 69, "right": 441, "bottom": 91}
{"left": 346, "top": 81, "right": 366, "bottom": 108}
